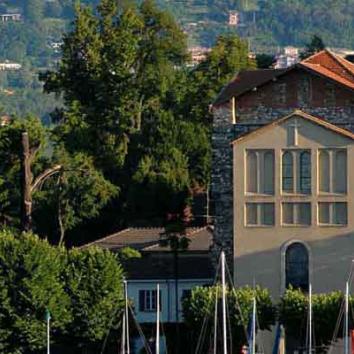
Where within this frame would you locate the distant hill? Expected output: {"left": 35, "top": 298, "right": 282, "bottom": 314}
{"left": 156, "top": 0, "right": 354, "bottom": 50}
{"left": 0, "top": 0, "right": 353, "bottom": 120}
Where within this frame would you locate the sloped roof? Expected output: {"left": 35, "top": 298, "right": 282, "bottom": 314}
{"left": 214, "top": 50, "right": 354, "bottom": 106}
{"left": 232, "top": 110, "right": 354, "bottom": 144}
{"left": 81, "top": 226, "right": 213, "bottom": 252}
{"left": 213, "top": 68, "right": 289, "bottom": 106}
{"left": 82, "top": 226, "right": 215, "bottom": 280}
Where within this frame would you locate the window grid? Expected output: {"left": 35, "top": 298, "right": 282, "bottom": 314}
{"left": 139, "top": 290, "right": 161, "bottom": 312}
{"left": 318, "top": 149, "right": 347, "bottom": 194}
{"left": 245, "top": 203, "right": 275, "bottom": 226}
{"left": 281, "top": 150, "right": 311, "bottom": 195}
{"left": 246, "top": 150, "right": 274, "bottom": 195}
{"left": 318, "top": 202, "right": 347, "bottom": 225}
{"left": 282, "top": 203, "right": 311, "bottom": 226}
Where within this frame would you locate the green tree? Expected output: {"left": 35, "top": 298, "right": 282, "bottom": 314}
{"left": 25, "top": 0, "right": 44, "bottom": 23}
{"left": 41, "top": 0, "right": 194, "bottom": 225}
{"left": 42, "top": 1, "right": 142, "bottom": 175}
{"left": 0, "top": 230, "right": 71, "bottom": 353}
{"left": 279, "top": 288, "right": 345, "bottom": 352}
{"left": 300, "top": 35, "right": 326, "bottom": 59}
{"left": 183, "top": 285, "right": 276, "bottom": 352}
{"left": 0, "top": 117, "right": 117, "bottom": 245}
{"left": 0, "top": 116, "right": 47, "bottom": 227}
{"left": 33, "top": 149, "right": 118, "bottom": 245}
{"left": 63, "top": 246, "right": 124, "bottom": 351}
{"left": 256, "top": 53, "right": 276, "bottom": 68}
{"left": 182, "top": 34, "right": 256, "bottom": 124}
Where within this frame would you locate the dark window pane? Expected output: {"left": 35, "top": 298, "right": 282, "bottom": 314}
{"left": 282, "top": 152, "right": 293, "bottom": 192}
{"left": 300, "top": 151, "right": 311, "bottom": 194}
{"left": 286, "top": 243, "right": 309, "bottom": 291}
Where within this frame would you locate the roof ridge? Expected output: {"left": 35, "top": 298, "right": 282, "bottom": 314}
{"left": 325, "top": 49, "right": 354, "bottom": 78}
{"left": 78, "top": 228, "right": 131, "bottom": 249}
{"left": 301, "top": 49, "right": 329, "bottom": 63}
{"left": 302, "top": 49, "right": 354, "bottom": 81}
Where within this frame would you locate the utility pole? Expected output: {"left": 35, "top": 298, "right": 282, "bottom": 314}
{"left": 21, "top": 132, "right": 32, "bottom": 231}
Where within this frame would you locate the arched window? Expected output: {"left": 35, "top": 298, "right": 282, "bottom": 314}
{"left": 334, "top": 150, "right": 347, "bottom": 193}
{"left": 246, "top": 151, "right": 257, "bottom": 193}
{"left": 285, "top": 243, "right": 309, "bottom": 291}
{"left": 263, "top": 151, "right": 274, "bottom": 194}
{"left": 319, "top": 150, "right": 330, "bottom": 192}
{"left": 300, "top": 151, "right": 311, "bottom": 194}
{"left": 282, "top": 152, "right": 293, "bottom": 192}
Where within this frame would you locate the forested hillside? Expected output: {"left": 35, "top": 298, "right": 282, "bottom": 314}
{"left": 154, "top": 0, "right": 354, "bottom": 48}
{"left": 0, "top": 0, "right": 354, "bottom": 120}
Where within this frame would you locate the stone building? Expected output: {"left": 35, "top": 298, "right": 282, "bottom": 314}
{"left": 211, "top": 49, "right": 354, "bottom": 295}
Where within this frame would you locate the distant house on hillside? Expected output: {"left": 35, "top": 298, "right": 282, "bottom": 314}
{"left": 82, "top": 226, "right": 214, "bottom": 323}
{"left": 0, "top": 115, "right": 11, "bottom": 126}
{"left": 188, "top": 46, "right": 211, "bottom": 67}
{"left": 0, "top": 13, "right": 21, "bottom": 22}
{"left": 274, "top": 46, "right": 299, "bottom": 69}
{"left": 228, "top": 11, "right": 240, "bottom": 26}
{"left": 0, "top": 61, "right": 21, "bottom": 71}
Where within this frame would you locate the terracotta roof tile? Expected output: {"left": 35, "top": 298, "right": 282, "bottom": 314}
{"left": 299, "top": 62, "right": 354, "bottom": 90}
{"left": 213, "top": 50, "right": 354, "bottom": 106}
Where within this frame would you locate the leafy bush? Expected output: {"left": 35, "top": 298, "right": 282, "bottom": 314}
{"left": 0, "top": 230, "right": 70, "bottom": 353}
{"left": 183, "top": 285, "right": 276, "bottom": 352}
{"left": 0, "top": 230, "right": 125, "bottom": 353}
{"left": 279, "top": 288, "right": 345, "bottom": 352}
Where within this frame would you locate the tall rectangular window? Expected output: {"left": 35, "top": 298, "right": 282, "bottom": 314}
{"left": 318, "top": 202, "right": 347, "bottom": 225}
{"left": 139, "top": 290, "right": 162, "bottom": 312}
{"left": 282, "top": 203, "right": 311, "bottom": 226}
{"left": 282, "top": 150, "right": 311, "bottom": 194}
{"left": 246, "top": 150, "right": 274, "bottom": 195}
{"left": 318, "top": 149, "right": 347, "bottom": 194}
{"left": 246, "top": 203, "right": 275, "bottom": 226}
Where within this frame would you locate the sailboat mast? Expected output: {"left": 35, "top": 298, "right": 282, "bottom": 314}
{"left": 221, "top": 251, "right": 228, "bottom": 354}
{"left": 121, "top": 312, "right": 126, "bottom": 354}
{"left": 124, "top": 280, "right": 130, "bottom": 354}
{"left": 213, "top": 286, "right": 218, "bottom": 354}
{"left": 156, "top": 283, "right": 160, "bottom": 354}
{"left": 252, "top": 297, "right": 256, "bottom": 354}
{"left": 345, "top": 281, "right": 349, "bottom": 354}
{"left": 309, "top": 283, "right": 312, "bottom": 354}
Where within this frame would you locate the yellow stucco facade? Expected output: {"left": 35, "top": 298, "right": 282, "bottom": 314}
{"left": 233, "top": 111, "right": 354, "bottom": 297}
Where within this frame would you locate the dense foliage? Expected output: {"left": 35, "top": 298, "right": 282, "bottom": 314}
{"left": 183, "top": 286, "right": 352, "bottom": 353}
{"left": 36, "top": 0, "right": 254, "bottom": 235}
{"left": 0, "top": 230, "right": 124, "bottom": 353}
{"left": 279, "top": 288, "right": 347, "bottom": 353}
{"left": 0, "top": 117, "right": 117, "bottom": 245}
{"left": 183, "top": 285, "right": 276, "bottom": 352}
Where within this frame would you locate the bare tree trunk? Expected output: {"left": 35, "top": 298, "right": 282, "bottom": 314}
{"left": 57, "top": 174, "right": 65, "bottom": 246}
{"left": 21, "top": 132, "right": 32, "bottom": 232}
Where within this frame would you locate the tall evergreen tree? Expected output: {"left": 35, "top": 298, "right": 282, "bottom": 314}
{"left": 300, "top": 35, "right": 326, "bottom": 59}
